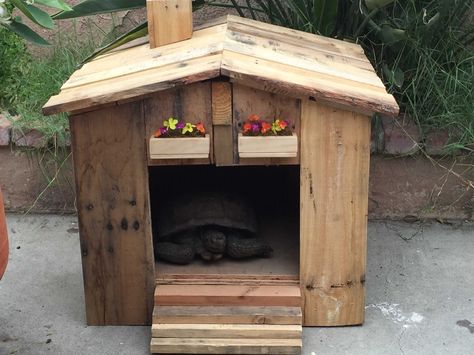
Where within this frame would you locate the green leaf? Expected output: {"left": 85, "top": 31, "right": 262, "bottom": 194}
{"left": 6, "top": 19, "right": 50, "bottom": 45}
{"left": 52, "top": 0, "right": 146, "bottom": 20}
{"left": 378, "top": 25, "right": 406, "bottom": 44}
{"left": 11, "top": 0, "right": 54, "bottom": 29}
{"left": 34, "top": 0, "right": 73, "bottom": 12}
{"left": 314, "top": 0, "right": 339, "bottom": 36}
{"left": 364, "top": 0, "right": 395, "bottom": 11}
{"left": 82, "top": 22, "right": 148, "bottom": 63}
{"left": 383, "top": 64, "right": 404, "bottom": 88}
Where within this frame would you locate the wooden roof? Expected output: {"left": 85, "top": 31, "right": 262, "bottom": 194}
{"left": 43, "top": 15, "right": 398, "bottom": 116}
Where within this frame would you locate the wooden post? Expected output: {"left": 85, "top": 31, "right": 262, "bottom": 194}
{"left": 300, "top": 100, "right": 371, "bottom": 326}
{"left": 70, "top": 102, "right": 155, "bottom": 325}
{"left": 147, "top": 0, "right": 193, "bottom": 49}
{"left": 212, "top": 81, "right": 234, "bottom": 166}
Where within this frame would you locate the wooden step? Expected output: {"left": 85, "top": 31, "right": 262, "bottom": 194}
{"left": 153, "top": 305, "right": 302, "bottom": 325}
{"left": 154, "top": 285, "right": 302, "bottom": 307}
{"left": 152, "top": 323, "right": 302, "bottom": 338}
{"left": 150, "top": 337, "right": 302, "bottom": 354}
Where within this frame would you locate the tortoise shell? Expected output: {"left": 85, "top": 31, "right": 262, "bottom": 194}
{"left": 156, "top": 191, "right": 257, "bottom": 239}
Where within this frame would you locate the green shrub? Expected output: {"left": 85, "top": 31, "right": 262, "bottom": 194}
{"left": 0, "top": 26, "right": 31, "bottom": 110}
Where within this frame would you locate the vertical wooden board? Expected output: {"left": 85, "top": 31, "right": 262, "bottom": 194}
{"left": 70, "top": 102, "right": 155, "bottom": 325}
{"left": 147, "top": 0, "right": 193, "bottom": 48}
{"left": 145, "top": 82, "right": 213, "bottom": 166}
{"left": 212, "top": 81, "right": 234, "bottom": 166}
{"left": 232, "top": 84, "right": 301, "bottom": 165}
{"left": 300, "top": 100, "right": 371, "bottom": 326}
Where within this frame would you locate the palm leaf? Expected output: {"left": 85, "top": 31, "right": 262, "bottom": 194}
{"left": 6, "top": 19, "right": 50, "bottom": 45}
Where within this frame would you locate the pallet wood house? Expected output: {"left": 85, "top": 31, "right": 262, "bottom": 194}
{"left": 43, "top": 2, "right": 398, "bottom": 353}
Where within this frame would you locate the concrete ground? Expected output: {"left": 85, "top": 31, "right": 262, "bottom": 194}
{"left": 0, "top": 215, "right": 473, "bottom": 355}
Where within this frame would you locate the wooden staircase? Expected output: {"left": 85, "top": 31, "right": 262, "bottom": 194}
{"left": 150, "top": 280, "right": 303, "bottom": 354}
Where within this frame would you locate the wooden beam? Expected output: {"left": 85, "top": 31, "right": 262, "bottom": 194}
{"left": 155, "top": 285, "right": 302, "bottom": 307}
{"left": 153, "top": 306, "right": 302, "bottom": 325}
{"left": 212, "top": 81, "right": 234, "bottom": 166}
{"left": 70, "top": 102, "right": 155, "bottom": 325}
{"left": 300, "top": 100, "right": 370, "bottom": 326}
{"left": 150, "top": 338, "right": 302, "bottom": 354}
{"left": 147, "top": 0, "right": 193, "bottom": 48}
{"left": 152, "top": 323, "right": 302, "bottom": 338}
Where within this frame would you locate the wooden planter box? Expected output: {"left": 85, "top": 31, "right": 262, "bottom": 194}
{"left": 149, "top": 134, "right": 210, "bottom": 159}
{"left": 238, "top": 133, "right": 298, "bottom": 158}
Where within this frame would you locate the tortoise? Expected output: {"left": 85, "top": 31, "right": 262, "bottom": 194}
{"left": 154, "top": 192, "right": 273, "bottom": 265}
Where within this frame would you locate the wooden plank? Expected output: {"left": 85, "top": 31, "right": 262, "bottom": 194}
{"left": 212, "top": 81, "right": 232, "bottom": 125}
{"left": 0, "top": 187, "right": 8, "bottom": 279}
{"left": 212, "top": 81, "right": 234, "bottom": 165}
{"left": 144, "top": 82, "right": 213, "bottom": 166}
{"left": 154, "top": 285, "right": 302, "bottom": 307}
{"left": 300, "top": 100, "right": 370, "bottom": 326}
{"left": 152, "top": 323, "right": 302, "bottom": 338}
{"left": 226, "top": 15, "right": 367, "bottom": 62}
{"left": 224, "top": 29, "right": 384, "bottom": 88}
{"left": 147, "top": 0, "right": 193, "bottom": 48}
{"left": 238, "top": 133, "right": 298, "bottom": 158}
{"left": 232, "top": 83, "right": 301, "bottom": 165}
{"left": 43, "top": 54, "right": 221, "bottom": 116}
{"left": 213, "top": 126, "right": 234, "bottom": 165}
{"left": 149, "top": 135, "right": 210, "bottom": 159}
{"left": 156, "top": 274, "right": 300, "bottom": 286}
{"left": 222, "top": 50, "right": 399, "bottom": 116}
{"left": 150, "top": 337, "right": 302, "bottom": 354}
{"left": 153, "top": 306, "right": 302, "bottom": 325}
{"left": 69, "top": 102, "right": 155, "bottom": 325}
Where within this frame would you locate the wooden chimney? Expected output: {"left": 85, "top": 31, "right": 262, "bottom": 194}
{"left": 146, "top": 0, "right": 193, "bottom": 48}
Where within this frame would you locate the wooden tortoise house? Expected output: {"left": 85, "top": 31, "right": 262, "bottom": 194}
{"left": 43, "top": 2, "right": 398, "bottom": 353}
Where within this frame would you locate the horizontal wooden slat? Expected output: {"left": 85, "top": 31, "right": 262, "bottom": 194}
{"left": 150, "top": 337, "right": 302, "bottom": 354}
{"left": 152, "top": 323, "right": 302, "bottom": 338}
{"left": 153, "top": 306, "right": 302, "bottom": 325}
{"left": 154, "top": 285, "right": 302, "bottom": 307}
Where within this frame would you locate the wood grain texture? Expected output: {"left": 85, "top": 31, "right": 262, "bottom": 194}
{"left": 150, "top": 337, "right": 302, "bottom": 354}
{"left": 147, "top": 0, "right": 193, "bottom": 48}
{"left": 43, "top": 16, "right": 398, "bottom": 117}
{"left": 233, "top": 84, "right": 301, "bottom": 165}
{"left": 212, "top": 81, "right": 232, "bottom": 125}
{"left": 153, "top": 306, "right": 302, "bottom": 325}
{"left": 238, "top": 133, "right": 298, "bottom": 158}
{"left": 149, "top": 135, "right": 210, "bottom": 159}
{"left": 70, "top": 102, "right": 155, "bottom": 325}
{"left": 212, "top": 81, "right": 234, "bottom": 165}
{"left": 144, "top": 82, "right": 213, "bottom": 165}
{"left": 152, "top": 323, "right": 302, "bottom": 338}
{"left": 0, "top": 187, "right": 8, "bottom": 279}
{"left": 300, "top": 100, "right": 370, "bottom": 326}
{"left": 154, "top": 285, "right": 302, "bottom": 307}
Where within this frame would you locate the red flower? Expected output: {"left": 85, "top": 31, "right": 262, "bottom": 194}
{"left": 196, "top": 122, "right": 206, "bottom": 134}
{"left": 154, "top": 129, "right": 162, "bottom": 138}
{"left": 278, "top": 120, "right": 288, "bottom": 129}
{"left": 249, "top": 114, "right": 260, "bottom": 122}
{"left": 243, "top": 122, "right": 252, "bottom": 133}
{"left": 261, "top": 122, "right": 272, "bottom": 134}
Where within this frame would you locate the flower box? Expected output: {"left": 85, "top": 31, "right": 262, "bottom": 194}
{"left": 238, "top": 133, "right": 298, "bottom": 158}
{"left": 149, "top": 134, "right": 210, "bottom": 159}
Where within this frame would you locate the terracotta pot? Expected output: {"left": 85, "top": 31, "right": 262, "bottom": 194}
{"left": 0, "top": 187, "right": 8, "bottom": 279}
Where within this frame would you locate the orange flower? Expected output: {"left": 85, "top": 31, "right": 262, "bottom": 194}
{"left": 278, "top": 119, "right": 288, "bottom": 129}
{"left": 154, "top": 129, "right": 161, "bottom": 138}
{"left": 261, "top": 122, "right": 272, "bottom": 134}
{"left": 243, "top": 122, "right": 252, "bottom": 132}
{"left": 196, "top": 122, "right": 206, "bottom": 134}
{"left": 248, "top": 114, "right": 260, "bottom": 122}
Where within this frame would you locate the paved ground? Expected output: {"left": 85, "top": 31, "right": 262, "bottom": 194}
{"left": 0, "top": 214, "right": 473, "bottom": 355}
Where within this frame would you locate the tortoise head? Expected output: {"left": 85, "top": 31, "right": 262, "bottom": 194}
{"left": 201, "top": 228, "right": 226, "bottom": 253}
